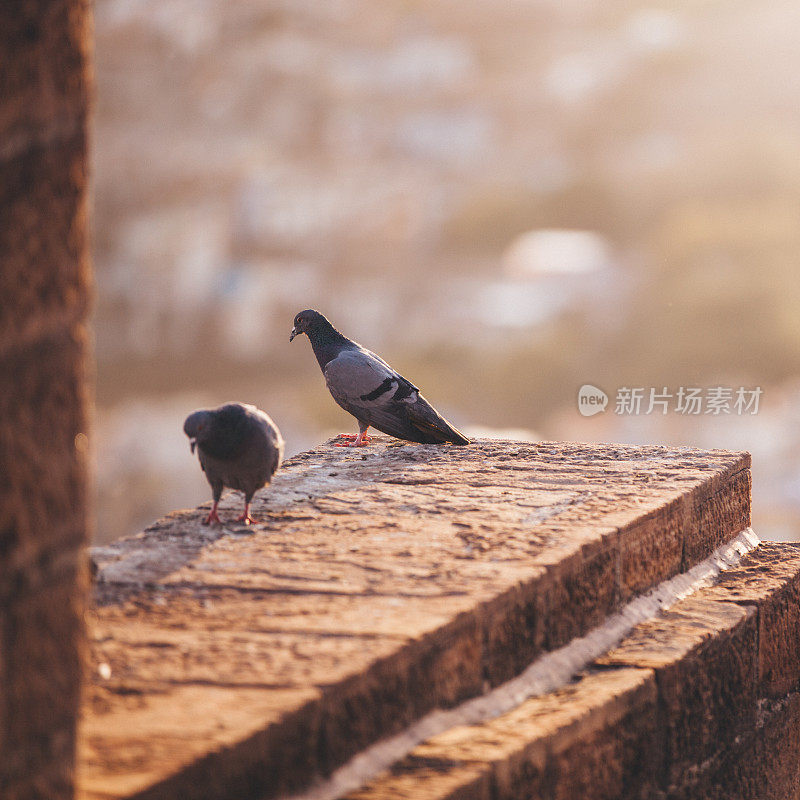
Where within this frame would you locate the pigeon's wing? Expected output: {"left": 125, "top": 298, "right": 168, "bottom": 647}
{"left": 323, "top": 348, "right": 412, "bottom": 427}
{"left": 324, "top": 348, "right": 469, "bottom": 444}
{"left": 250, "top": 409, "right": 285, "bottom": 481}
{"left": 402, "top": 397, "right": 470, "bottom": 445}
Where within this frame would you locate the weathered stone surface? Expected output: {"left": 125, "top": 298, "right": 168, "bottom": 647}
{"left": 347, "top": 764, "right": 491, "bottom": 800}
{"left": 596, "top": 596, "right": 758, "bottom": 787}
{"left": 0, "top": 0, "right": 91, "bottom": 157}
{"left": 349, "top": 546, "right": 800, "bottom": 800}
{"left": 750, "top": 693, "right": 800, "bottom": 800}
{"left": 701, "top": 541, "right": 800, "bottom": 698}
{"left": 664, "top": 693, "right": 800, "bottom": 800}
{"left": 0, "top": 129, "right": 90, "bottom": 357}
{"left": 684, "top": 467, "right": 753, "bottom": 568}
{"left": 81, "top": 439, "right": 749, "bottom": 799}
{"left": 0, "top": 2, "right": 92, "bottom": 798}
{"left": 0, "top": 328, "right": 90, "bottom": 585}
{"left": 346, "top": 668, "right": 658, "bottom": 800}
{"left": 2, "top": 566, "right": 86, "bottom": 799}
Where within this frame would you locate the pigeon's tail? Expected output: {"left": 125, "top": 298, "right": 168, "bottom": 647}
{"left": 441, "top": 425, "right": 470, "bottom": 446}
{"left": 407, "top": 404, "right": 470, "bottom": 446}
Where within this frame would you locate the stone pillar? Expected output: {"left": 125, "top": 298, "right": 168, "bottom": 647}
{"left": 0, "top": 2, "right": 93, "bottom": 798}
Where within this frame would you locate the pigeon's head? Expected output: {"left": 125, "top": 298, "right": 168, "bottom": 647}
{"left": 183, "top": 409, "right": 214, "bottom": 454}
{"left": 290, "top": 309, "right": 329, "bottom": 342}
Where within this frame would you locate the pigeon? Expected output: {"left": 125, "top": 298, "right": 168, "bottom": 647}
{"left": 183, "top": 402, "right": 284, "bottom": 525}
{"left": 290, "top": 309, "right": 469, "bottom": 447}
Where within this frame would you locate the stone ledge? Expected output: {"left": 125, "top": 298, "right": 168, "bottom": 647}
{"left": 79, "top": 438, "right": 751, "bottom": 800}
{"left": 345, "top": 542, "right": 800, "bottom": 800}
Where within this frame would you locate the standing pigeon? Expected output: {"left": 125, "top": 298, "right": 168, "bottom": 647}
{"left": 290, "top": 309, "right": 469, "bottom": 447}
{"left": 183, "top": 402, "right": 284, "bottom": 525}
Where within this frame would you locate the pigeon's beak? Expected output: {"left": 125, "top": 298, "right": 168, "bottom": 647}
{"left": 189, "top": 439, "right": 196, "bottom": 454}
{"left": 289, "top": 327, "right": 298, "bottom": 342}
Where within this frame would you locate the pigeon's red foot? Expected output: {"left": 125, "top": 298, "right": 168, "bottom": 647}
{"left": 334, "top": 435, "right": 371, "bottom": 448}
{"left": 234, "top": 502, "right": 253, "bottom": 525}
{"left": 202, "top": 507, "right": 222, "bottom": 525}
{"left": 334, "top": 428, "right": 371, "bottom": 447}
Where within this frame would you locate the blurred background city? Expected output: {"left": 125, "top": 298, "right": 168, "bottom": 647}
{"left": 92, "top": 0, "right": 800, "bottom": 544}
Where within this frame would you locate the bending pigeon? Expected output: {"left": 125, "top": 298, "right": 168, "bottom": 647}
{"left": 183, "top": 402, "right": 284, "bottom": 525}
{"left": 290, "top": 309, "right": 469, "bottom": 447}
